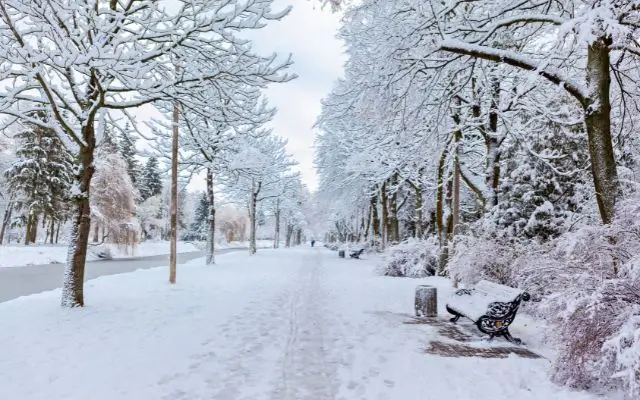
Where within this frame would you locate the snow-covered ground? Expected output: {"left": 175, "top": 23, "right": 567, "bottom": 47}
{"left": 0, "top": 248, "right": 599, "bottom": 400}
{"left": 0, "top": 240, "right": 267, "bottom": 268}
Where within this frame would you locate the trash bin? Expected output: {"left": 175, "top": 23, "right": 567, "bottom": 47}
{"left": 415, "top": 285, "right": 437, "bottom": 317}
{"left": 338, "top": 250, "right": 345, "bottom": 258}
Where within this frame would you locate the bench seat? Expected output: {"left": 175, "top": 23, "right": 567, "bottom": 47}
{"left": 445, "top": 280, "right": 530, "bottom": 344}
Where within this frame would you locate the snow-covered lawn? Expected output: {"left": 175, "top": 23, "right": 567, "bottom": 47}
{"left": 0, "top": 240, "right": 262, "bottom": 268}
{"left": 0, "top": 248, "right": 598, "bottom": 400}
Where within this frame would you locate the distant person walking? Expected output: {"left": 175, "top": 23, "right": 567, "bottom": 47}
{"left": 311, "top": 239, "right": 315, "bottom": 247}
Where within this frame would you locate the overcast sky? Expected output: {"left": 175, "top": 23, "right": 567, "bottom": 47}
{"left": 241, "top": 0, "right": 346, "bottom": 191}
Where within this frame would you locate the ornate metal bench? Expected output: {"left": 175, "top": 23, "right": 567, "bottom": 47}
{"left": 445, "top": 280, "right": 530, "bottom": 344}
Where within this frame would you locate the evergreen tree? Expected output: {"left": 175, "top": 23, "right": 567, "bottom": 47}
{"left": 139, "top": 157, "right": 163, "bottom": 201}
{"left": 184, "top": 192, "right": 209, "bottom": 241}
{"left": 489, "top": 124, "right": 589, "bottom": 241}
{"left": 4, "top": 118, "right": 74, "bottom": 244}
{"left": 118, "top": 124, "right": 140, "bottom": 185}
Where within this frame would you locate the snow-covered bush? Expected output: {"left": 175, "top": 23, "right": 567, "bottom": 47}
{"left": 510, "top": 197, "right": 640, "bottom": 398}
{"left": 378, "top": 238, "right": 439, "bottom": 278}
{"left": 448, "top": 234, "right": 524, "bottom": 286}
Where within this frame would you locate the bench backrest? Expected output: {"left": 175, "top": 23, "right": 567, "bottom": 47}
{"left": 474, "top": 280, "right": 522, "bottom": 302}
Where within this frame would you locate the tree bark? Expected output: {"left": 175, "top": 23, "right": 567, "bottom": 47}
{"left": 415, "top": 185, "right": 423, "bottom": 238}
{"left": 435, "top": 145, "right": 450, "bottom": 246}
{"left": 274, "top": 199, "right": 280, "bottom": 249}
{"left": 93, "top": 222, "right": 100, "bottom": 243}
{"left": 30, "top": 214, "right": 38, "bottom": 244}
{"left": 285, "top": 224, "right": 293, "bottom": 247}
{"left": 486, "top": 74, "right": 501, "bottom": 208}
{"left": 205, "top": 167, "right": 216, "bottom": 265}
{"left": 380, "top": 182, "right": 389, "bottom": 248}
{"left": 370, "top": 193, "right": 380, "bottom": 246}
{"left": 61, "top": 142, "right": 95, "bottom": 308}
{"left": 55, "top": 220, "right": 61, "bottom": 244}
{"left": 363, "top": 204, "right": 372, "bottom": 243}
{"left": 452, "top": 126, "right": 462, "bottom": 238}
{"left": 585, "top": 37, "right": 617, "bottom": 224}
{"left": 24, "top": 213, "right": 32, "bottom": 245}
{"left": 389, "top": 174, "right": 399, "bottom": 243}
{"left": 0, "top": 198, "right": 13, "bottom": 245}
{"left": 49, "top": 217, "right": 55, "bottom": 244}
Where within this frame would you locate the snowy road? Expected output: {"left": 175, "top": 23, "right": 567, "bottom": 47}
{"left": 0, "top": 249, "right": 245, "bottom": 303}
{"left": 0, "top": 248, "right": 596, "bottom": 400}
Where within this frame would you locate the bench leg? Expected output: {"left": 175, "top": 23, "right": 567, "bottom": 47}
{"left": 501, "top": 329, "right": 523, "bottom": 345}
{"left": 446, "top": 305, "right": 462, "bottom": 323}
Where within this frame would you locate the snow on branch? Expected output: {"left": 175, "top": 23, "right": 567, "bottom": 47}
{"left": 438, "top": 40, "right": 588, "bottom": 105}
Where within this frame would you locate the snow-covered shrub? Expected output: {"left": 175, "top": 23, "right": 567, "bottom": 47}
{"left": 448, "top": 234, "right": 524, "bottom": 286}
{"left": 511, "top": 198, "right": 640, "bottom": 398}
{"left": 379, "top": 238, "right": 439, "bottom": 278}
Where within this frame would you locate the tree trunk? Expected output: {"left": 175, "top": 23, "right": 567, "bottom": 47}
{"left": 435, "top": 145, "right": 450, "bottom": 246}
{"left": 452, "top": 128, "right": 462, "bottom": 238}
{"left": 55, "top": 220, "right": 61, "bottom": 244}
{"left": 274, "top": 199, "right": 280, "bottom": 249}
{"left": 285, "top": 224, "right": 293, "bottom": 247}
{"left": 370, "top": 193, "right": 380, "bottom": 247}
{"left": 205, "top": 167, "right": 216, "bottom": 265}
{"left": 249, "top": 190, "right": 258, "bottom": 255}
{"left": 24, "top": 213, "right": 32, "bottom": 245}
{"left": 585, "top": 36, "right": 617, "bottom": 224}
{"left": 486, "top": 74, "right": 501, "bottom": 209}
{"left": 93, "top": 222, "right": 99, "bottom": 243}
{"left": 49, "top": 217, "right": 55, "bottom": 244}
{"left": 29, "top": 214, "right": 38, "bottom": 244}
{"left": 415, "top": 185, "right": 423, "bottom": 238}
{"left": 0, "top": 198, "right": 13, "bottom": 245}
{"left": 295, "top": 228, "right": 302, "bottom": 245}
{"left": 380, "top": 182, "right": 389, "bottom": 248}
{"left": 363, "top": 204, "right": 372, "bottom": 243}
{"left": 389, "top": 174, "right": 399, "bottom": 243}
{"left": 61, "top": 142, "right": 96, "bottom": 308}
{"left": 169, "top": 98, "right": 179, "bottom": 284}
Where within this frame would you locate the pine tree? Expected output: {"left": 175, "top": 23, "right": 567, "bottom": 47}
{"left": 118, "top": 125, "right": 140, "bottom": 185}
{"left": 185, "top": 192, "right": 209, "bottom": 241}
{"left": 139, "top": 157, "right": 163, "bottom": 201}
{"left": 4, "top": 118, "right": 74, "bottom": 244}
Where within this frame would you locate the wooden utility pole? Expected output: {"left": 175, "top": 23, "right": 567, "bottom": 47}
{"left": 169, "top": 96, "right": 179, "bottom": 284}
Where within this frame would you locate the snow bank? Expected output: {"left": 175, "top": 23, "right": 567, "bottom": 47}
{"left": 378, "top": 238, "right": 439, "bottom": 277}
{"left": 0, "top": 241, "right": 199, "bottom": 268}
{"left": 0, "top": 249, "right": 600, "bottom": 400}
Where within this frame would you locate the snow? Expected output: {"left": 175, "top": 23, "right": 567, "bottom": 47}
{"left": 0, "top": 241, "right": 199, "bottom": 268}
{"left": 446, "top": 280, "right": 524, "bottom": 321}
{"left": 0, "top": 248, "right": 599, "bottom": 400}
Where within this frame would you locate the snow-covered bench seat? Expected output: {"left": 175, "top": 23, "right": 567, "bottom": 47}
{"left": 446, "top": 280, "right": 531, "bottom": 344}
{"left": 349, "top": 248, "right": 364, "bottom": 259}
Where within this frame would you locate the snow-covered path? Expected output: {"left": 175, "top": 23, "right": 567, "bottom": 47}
{"left": 0, "top": 248, "right": 596, "bottom": 400}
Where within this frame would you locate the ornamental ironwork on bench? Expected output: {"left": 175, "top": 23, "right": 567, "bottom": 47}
{"left": 445, "top": 280, "right": 531, "bottom": 344}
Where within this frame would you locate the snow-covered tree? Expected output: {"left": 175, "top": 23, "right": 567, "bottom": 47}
{"left": 140, "top": 157, "right": 163, "bottom": 202}
{"left": 90, "top": 151, "right": 139, "bottom": 249}
{"left": 223, "top": 133, "right": 297, "bottom": 254}
{"left": 184, "top": 192, "right": 209, "bottom": 241}
{"left": 0, "top": 0, "right": 294, "bottom": 306}
{"left": 118, "top": 125, "right": 140, "bottom": 185}
{"left": 4, "top": 119, "right": 73, "bottom": 244}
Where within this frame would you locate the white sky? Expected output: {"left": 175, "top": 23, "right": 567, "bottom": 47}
{"left": 185, "top": 0, "right": 346, "bottom": 192}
